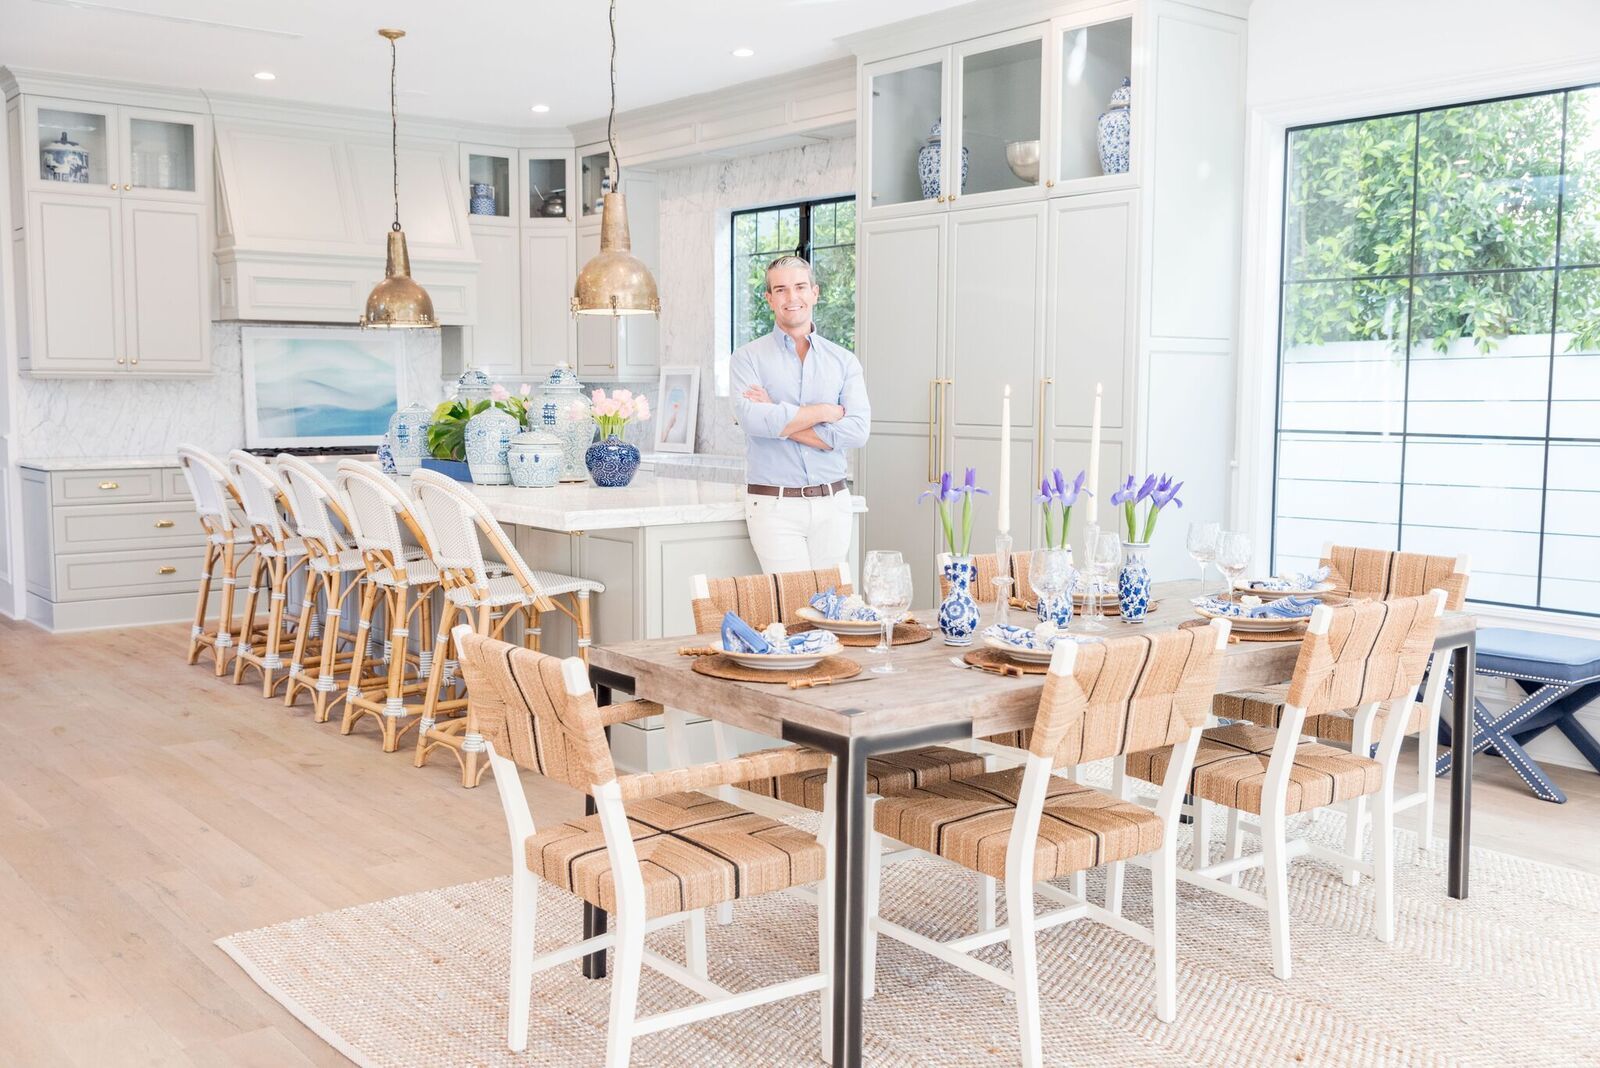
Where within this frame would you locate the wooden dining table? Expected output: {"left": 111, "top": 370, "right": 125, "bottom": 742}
{"left": 585, "top": 580, "right": 1478, "bottom": 1068}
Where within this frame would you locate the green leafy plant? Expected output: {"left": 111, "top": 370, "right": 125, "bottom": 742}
{"left": 426, "top": 399, "right": 488, "bottom": 461}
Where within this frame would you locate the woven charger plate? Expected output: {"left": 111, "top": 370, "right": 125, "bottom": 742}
{"left": 789, "top": 620, "right": 933, "bottom": 647}
{"left": 963, "top": 647, "right": 1050, "bottom": 676}
{"left": 690, "top": 653, "right": 862, "bottom": 685}
{"left": 1013, "top": 598, "right": 1160, "bottom": 618}
{"left": 1179, "top": 617, "right": 1306, "bottom": 643}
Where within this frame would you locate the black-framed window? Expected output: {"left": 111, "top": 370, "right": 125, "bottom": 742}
{"left": 1272, "top": 83, "right": 1600, "bottom": 615}
{"left": 731, "top": 196, "right": 856, "bottom": 352}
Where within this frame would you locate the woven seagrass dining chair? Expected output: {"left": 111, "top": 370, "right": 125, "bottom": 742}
{"left": 274, "top": 455, "right": 373, "bottom": 723}
{"left": 862, "top": 621, "right": 1231, "bottom": 1065}
{"left": 333, "top": 461, "right": 446, "bottom": 753}
{"left": 408, "top": 468, "right": 604, "bottom": 787}
{"left": 177, "top": 445, "right": 260, "bottom": 674}
{"left": 1124, "top": 592, "right": 1445, "bottom": 981}
{"left": 457, "top": 627, "right": 837, "bottom": 1064}
{"left": 226, "top": 451, "right": 312, "bottom": 697}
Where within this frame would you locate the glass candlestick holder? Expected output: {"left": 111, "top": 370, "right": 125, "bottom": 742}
{"left": 991, "top": 532, "right": 1014, "bottom": 629}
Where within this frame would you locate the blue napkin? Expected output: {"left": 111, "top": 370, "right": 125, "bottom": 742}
{"left": 1195, "top": 595, "right": 1319, "bottom": 619}
{"left": 721, "top": 611, "right": 771, "bottom": 654}
{"left": 1248, "top": 567, "right": 1331, "bottom": 592}
{"left": 809, "top": 587, "right": 878, "bottom": 622}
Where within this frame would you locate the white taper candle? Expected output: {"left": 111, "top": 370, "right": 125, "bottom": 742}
{"left": 1087, "top": 383, "right": 1103, "bottom": 526}
{"left": 998, "top": 384, "right": 1012, "bottom": 535}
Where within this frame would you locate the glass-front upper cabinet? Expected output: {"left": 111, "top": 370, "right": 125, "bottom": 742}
{"left": 25, "top": 98, "right": 204, "bottom": 201}
{"left": 33, "top": 101, "right": 115, "bottom": 190}
{"left": 863, "top": 47, "right": 949, "bottom": 215}
{"left": 462, "top": 146, "right": 515, "bottom": 223}
{"left": 579, "top": 147, "right": 611, "bottom": 219}
{"left": 523, "top": 152, "right": 572, "bottom": 223}
{"left": 121, "top": 108, "right": 198, "bottom": 197}
{"left": 952, "top": 26, "right": 1046, "bottom": 204}
{"left": 1052, "top": 13, "right": 1136, "bottom": 188}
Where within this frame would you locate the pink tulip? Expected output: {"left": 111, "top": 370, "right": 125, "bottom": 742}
{"left": 617, "top": 399, "right": 636, "bottom": 419}
{"left": 591, "top": 388, "right": 606, "bottom": 404}
{"left": 634, "top": 397, "right": 651, "bottom": 420}
{"left": 489, "top": 383, "right": 510, "bottom": 402}
{"left": 615, "top": 388, "right": 633, "bottom": 403}
{"left": 519, "top": 382, "right": 532, "bottom": 397}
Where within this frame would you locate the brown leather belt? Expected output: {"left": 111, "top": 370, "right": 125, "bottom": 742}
{"left": 747, "top": 479, "right": 847, "bottom": 499}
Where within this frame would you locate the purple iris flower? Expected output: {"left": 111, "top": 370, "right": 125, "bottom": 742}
{"left": 1151, "top": 474, "right": 1184, "bottom": 510}
{"left": 1134, "top": 473, "right": 1157, "bottom": 503}
{"left": 1033, "top": 476, "right": 1056, "bottom": 505}
{"left": 1058, "top": 469, "right": 1090, "bottom": 508}
{"left": 918, "top": 470, "right": 961, "bottom": 505}
{"left": 1109, "top": 474, "right": 1139, "bottom": 506}
{"left": 959, "top": 467, "right": 990, "bottom": 497}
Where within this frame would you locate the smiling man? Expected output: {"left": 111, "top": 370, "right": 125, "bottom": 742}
{"left": 730, "top": 254, "right": 871, "bottom": 573}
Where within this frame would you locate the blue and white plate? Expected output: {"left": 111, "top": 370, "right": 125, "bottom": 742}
{"left": 982, "top": 623, "right": 1072, "bottom": 663}
{"left": 1193, "top": 595, "right": 1317, "bottom": 632}
{"left": 719, "top": 630, "right": 841, "bottom": 671}
{"left": 796, "top": 605, "right": 882, "bottom": 635}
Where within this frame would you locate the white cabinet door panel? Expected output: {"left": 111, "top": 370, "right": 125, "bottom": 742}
{"left": 122, "top": 199, "right": 208, "bottom": 373}
{"left": 859, "top": 428, "right": 942, "bottom": 609}
{"left": 29, "top": 193, "right": 122, "bottom": 372}
{"left": 859, "top": 216, "right": 945, "bottom": 426}
{"left": 1048, "top": 192, "right": 1135, "bottom": 429}
{"left": 948, "top": 431, "right": 1038, "bottom": 554}
{"left": 466, "top": 223, "right": 521, "bottom": 376}
{"left": 522, "top": 228, "right": 575, "bottom": 378}
{"left": 946, "top": 202, "right": 1045, "bottom": 430}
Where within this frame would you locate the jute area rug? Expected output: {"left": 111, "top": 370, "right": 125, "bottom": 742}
{"left": 218, "top": 808, "right": 1600, "bottom": 1067}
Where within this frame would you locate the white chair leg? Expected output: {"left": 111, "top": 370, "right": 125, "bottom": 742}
{"left": 1151, "top": 847, "right": 1178, "bottom": 1023}
{"left": 1262, "top": 808, "right": 1292, "bottom": 981}
{"left": 507, "top": 868, "right": 538, "bottom": 1053}
{"left": 1007, "top": 877, "right": 1043, "bottom": 1068}
{"left": 1104, "top": 861, "right": 1126, "bottom": 917}
{"left": 604, "top": 915, "right": 645, "bottom": 1068}
{"left": 684, "top": 908, "right": 709, "bottom": 980}
{"left": 716, "top": 902, "right": 733, "bottom": 926}
{"left": 1223, "top": 807, "right": 1246, "bottom": 887}
{"left": 1192, "top": 797, "right": 1213, "bottom": 869}
{"left": 1373, "top": 789, "right": 1397, "bottom": 943}
{"left": 978, "top": 874, "right": 997, "bottom": 932}
{"left": 1418, "top": 731, "right": 1437, "bottom": 851}
{"left": 1341, "top": 793, "right": 1367, "bottom": 886}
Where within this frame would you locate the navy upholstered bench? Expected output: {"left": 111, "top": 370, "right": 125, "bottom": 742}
{"left": 1436, "top": 627, "right": 1600, "bottom": 803}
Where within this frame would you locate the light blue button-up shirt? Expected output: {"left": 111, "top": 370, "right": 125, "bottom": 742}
{"left": 730, "top": 328, "right": 871, "bottom": 488}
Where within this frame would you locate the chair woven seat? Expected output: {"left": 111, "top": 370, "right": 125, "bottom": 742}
{"left": 308, "top": 547, "right": 367, "bottom": 574}
{"left": 1128, "top": 722, "right": 1382, "bottom": 816}
{"left": 1215, "top": 685, "right": 1426, "bottom": 743}
{"left": 525, "top": 790, "right": 826, "bottom": 919}
{"left": 735, "top": 745, "right": 987, "bottom": 812}
{"left": 871, "top": 766, "right": 1166, "bottom": 881}
{"left": 444, "top": 570, "right": 605, "bottom": 608}
{"left": 371, "top": 558, "right": 441, "bottom": 586}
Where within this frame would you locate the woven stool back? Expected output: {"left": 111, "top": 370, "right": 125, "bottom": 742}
{"left": 227, "top": 451, "right": 292, "bottom": 545}
{"left": 1321, "top": 544, "right": 1469, "bottom": 610}
{"left": 1286, "top": 592, "right": 1445, "bottom": 718}
{"left": 274, "top": 455, "right": 349, "bottom": 554}
{"left": 689, "top": 563, "right": 852, "bottom": 634}
{"left": 176, "top": 445, "right": 240, "bottom": 536}
{"left": 336, "top": 461, "right": 432, "bottom": 572}
{"left": 409, "top": 468, "right": 547, "bottom": 602}
{"left": 457, "top": 630, "right": 614, "bottom": 793}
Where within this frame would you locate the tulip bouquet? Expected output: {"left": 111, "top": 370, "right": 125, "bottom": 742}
{"left": 570, "top": 387, "right": 651, "bottom": 440}
{"left": 1110, "top": 473, "right": 1184, "bottom": 544}
{"left": 1034, "top": 468, "right": 1090, "bottom": 549}
{"left": 919, "top": 468, "right": 988, "bottom": 556}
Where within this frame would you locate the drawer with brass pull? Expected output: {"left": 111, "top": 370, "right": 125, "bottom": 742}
{"left": 53, "top": 469, "right": 163, "bottom": 504}
{"left": 54, "top": 545, "right": 209, "bottom": 602}
{"left": 51, "top": 501, "right": 206, "bottom": 553}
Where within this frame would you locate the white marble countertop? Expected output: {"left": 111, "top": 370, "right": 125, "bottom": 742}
{"left": 18, "top": 456, "right": 181, "bottom": 471}
{"left": 469, "top": 472, "right": 865, "bottom": 532}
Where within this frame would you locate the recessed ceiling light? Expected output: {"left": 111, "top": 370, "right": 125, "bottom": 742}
{"left": 253, "top": 71, "right": 276, "bottom": 81}
{"left": 530, "top": 104, "right": 550, "bottom": 113}
{"left": 731, "top": 47, "right": 755, "bottom": 58}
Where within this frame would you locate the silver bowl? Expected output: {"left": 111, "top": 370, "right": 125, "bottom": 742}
{"left": 1005, "top": 140, "right": 1040, "bottom": 184}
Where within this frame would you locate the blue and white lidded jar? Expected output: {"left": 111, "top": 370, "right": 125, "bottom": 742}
{"left": 386, "top": 402, "right": 432, "bottom": 475}
{"left": 41, "top": 131, "right": 89, "bottom": 183}
{"left": 454, "top": 367, "right": 495, "bottom": 406}
{"left": 464, "top": 405, "right": 521, "bottom": 486}
{"left": 1097, "top": 77, "right": 1132, "bottom": 176}
{"left": 537, "top": 362, "right": 594, "bottom": 483}
{"left": 916, "top": 119, "right": 970, "bottom": 201}
{"left": 506, "top": 429, "right": 565, "bottom": 489}
{"left": 469, "top": 182, "right": 497, "bottom": 216}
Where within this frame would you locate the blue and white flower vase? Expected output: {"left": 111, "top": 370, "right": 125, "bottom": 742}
{"left": 917, "top": 119, "right": 970, "bottom": 201}
{"left": 41, "top": 131, "right": 89, "bottom": 183}
{"left": 1036, "top": 549, "right": 1078, "bottom": 629}
{"left": 537, "top": 362, "right": 594, "bottom": 482}
{"left": 386, "top": 402, "right": 432, "bottom": 475}
{"left": 1097, "top": 77, "right": 1132, "bottom": 176}
{"left": 506, "top": 429, "right": 564, "bottom": 489}
{"left": 464, "top": 405, "right": 520, "bottom": 485}
{"left": 585, "top": 434, "right": 641, "bottom": 488}
{"left": 938, "top": 555, "right": 982, "bottom": 647}
{"left": 1118, "top": 541, "right": 1152, "bottom": 623}
{"left": 468, "top": 182, "right": 497, "bottom": 216}
{"left": 375, "top": 438, "right": 398, "bottom": 474}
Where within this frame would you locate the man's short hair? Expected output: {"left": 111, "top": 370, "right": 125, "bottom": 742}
{"left": 764, "top": 254, "right": 814, "bottom": 291}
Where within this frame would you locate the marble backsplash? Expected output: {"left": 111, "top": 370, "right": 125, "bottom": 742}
{"left": 17, "top": 324, "right": 442, "bottom": 460}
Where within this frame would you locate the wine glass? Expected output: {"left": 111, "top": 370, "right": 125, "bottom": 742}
{"left": 1029, "top": 548, "right": 1073, "bottom": 628}
{"left": 867, "top": 562, "right": 913, "bottom": 674}
{"left": 1086, "top": 533, "right": 1120, "bottom": 630}
{"left": 1187, "top": 522, "right": 1220, "bottom": 595}
{"left": 1215, "top": 531, "right": 1252, "bottom": 601}
{"left": 862, "top": 550, "right": 902, "bottom": 654}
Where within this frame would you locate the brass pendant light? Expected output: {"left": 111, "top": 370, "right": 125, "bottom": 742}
{"left": 362, "top": 28, "right": 437, "bottom": 329}
{"left": 571, "top": 0, "right": 661, "bottom": 318}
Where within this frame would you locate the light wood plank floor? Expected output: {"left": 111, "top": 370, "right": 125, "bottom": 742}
{"left": 2, "top": 617, "right": 1597, "bottom": 1065}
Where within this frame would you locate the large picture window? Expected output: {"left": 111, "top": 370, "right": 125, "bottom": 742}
{"left": 731, "top": 196, "right": 856, "bottom": 352}
{"left": 1273, "top": 85, "right": 1600, "bottom": 615}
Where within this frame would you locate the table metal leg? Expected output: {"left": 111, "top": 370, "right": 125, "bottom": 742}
{"left": 1447, "top": 637, "right": 1475, "bottom": 900}
{"left": 583, "top": 681, "right": 615, "bottom": 980}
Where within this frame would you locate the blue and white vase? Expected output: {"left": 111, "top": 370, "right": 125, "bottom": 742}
{"left": 506, "top": 429, "right": 564, "bottom": 489}
{"left": 41, "top": 131, "right": 89, "bottom": 183}
{"left": 1036, "top": 548, "right": 1078, "bottom": 629}
{"left": 1097, "top": 77, "right": 1132, "bottom": 176}
{"left": 454, "top": 367, "right": 495, "bottom": 405}
{"left": 375, "top": 438, "right": 398, "bottom": 474}
{"left": 386, "top": 402, "right": 432, "bottom": 474}
{"left": 938, "top": 555, "right": 982, "bottom": 647}
{"left": 537, "top": 362, "right": 594, "bottom": 482}
{"left": 916, "top": 119, "right": 970, "bottom": 201}
{"left": 1118, "top": 541, "right": 1152, "bottom": 623}
{"left": 468, "top": 182, "right": 497, "bottom": 216}
{"left": 464, "top": 405, "right": 520, "bottom": 485}
{"left": 585, "top": 434, "right": 641, "bottom": 488}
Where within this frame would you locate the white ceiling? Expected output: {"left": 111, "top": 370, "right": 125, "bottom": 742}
{"left": 2, "top": 0, "right": 972, "bottom": 127}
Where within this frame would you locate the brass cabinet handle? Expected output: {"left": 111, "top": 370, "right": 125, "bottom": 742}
{"left": 98, "top": 480, "right": 119, "bottom": 490}
{"left": 948, "top": 194, "right": 957, "bottom": 203}
{"left": 158, "top": 565, "right": 177, "bottom": 575}
{"left": 1037, "top": 378, "right": 1053, "bottom": 476}
{"left": 1045, "top": 179, "right": 1055, "bottom": 188}
{"left": 154, "top": 519, "right": 175, "bottom": 528}
{"left": 109, "top": 183, "right": 117, "bottom": 190}
{"left": 123, "top": 183, "right": 132, "bottom": 191}
{"left": 130, "top": 356, "right": 138, "bottom": 365}
{"left": 116, "top": 356, "right": 125, "bottom": 365}
{"left": 938, "top": 377, "right": 953, "bottom": 475}
{"left": 927, "top": 378, "right": 939, "bottom": 481}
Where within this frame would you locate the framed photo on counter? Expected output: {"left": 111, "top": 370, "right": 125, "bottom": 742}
{"left": 653, "top": 365, "right": 700, "bottom": 454}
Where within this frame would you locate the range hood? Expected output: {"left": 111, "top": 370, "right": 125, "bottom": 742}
{"left": 213, "top": 114, "right": 478, "bottom": 324}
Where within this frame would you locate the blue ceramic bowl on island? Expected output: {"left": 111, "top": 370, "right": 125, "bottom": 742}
{"left": 585, "top": 435, "right": 641, "bottom": 488}
{"left": 506, "top": 429, "right": 564, "bottom": 489}
{"left": 464, "top": 405, "right": 520, "bottom": 485}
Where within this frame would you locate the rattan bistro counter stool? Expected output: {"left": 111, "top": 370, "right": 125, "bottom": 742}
{"left": 1124, "top": 592, "right": 1446, "bottom": 981}
{"left": 864, "top": 622, "right": 1232, "bottom": 1066}
{"left": 177, "top": 445, "right": 263, "bottom": 675}
{"left": 457, "top": 629, "right": 836, "bottom": 1065}
{"left": 274, "top": 456, "right": 373, "bottom": 723}
{"left": 226, "top": 451, "right": 311, "bottom": 698}
{"left": 407, "top": 468, "right": 604, "bottom": 788}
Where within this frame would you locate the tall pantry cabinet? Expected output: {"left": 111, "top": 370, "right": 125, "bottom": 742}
{"left": 849, "top": 0, "right": 1245, "bottom": 603}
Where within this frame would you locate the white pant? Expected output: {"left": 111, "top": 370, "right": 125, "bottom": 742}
{"left": 744, "top": 490, "right": 854, "bottom": 574}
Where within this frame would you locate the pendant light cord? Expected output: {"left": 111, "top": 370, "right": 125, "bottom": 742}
{"left": 389, "top": 33, "right": 400, "bottom": 232}
{"left": 607, "top": 0, "right": 619, "bottom": 188}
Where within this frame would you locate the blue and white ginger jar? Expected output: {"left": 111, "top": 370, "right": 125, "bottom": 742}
{"left": 917, "top": 119, "right": 969, "bottom": 201}
{"left": 41, "top": 131, "right": 89, "bottom": 183}
{"left": 537, "top": 362, "right": 594, "bottom": 482}
{"left": 585, "top": 435, "right": 641, "bottom": 488}
{"left": 1118, "top": 541, "right": 1152, "bottom": 623}
{"left": 455, "top": 367, "right": 495, "bottom": 405}
{"left": 1097, "top": 77, "right": 1132, "bottom": 176}
{"left": 507, "top": 429, "right": 564, "bottom": 489}
{"left": 938, "top": 555, "right": 982, "bottom": 646}
{"left": 464, "top": 405, "right": 520, "bottom": 485}
{"left": 468, "top": 182, "right": 497, "bottom": 216}
{"left": 386, "top": 402, "right": 432, "bottom": 475}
